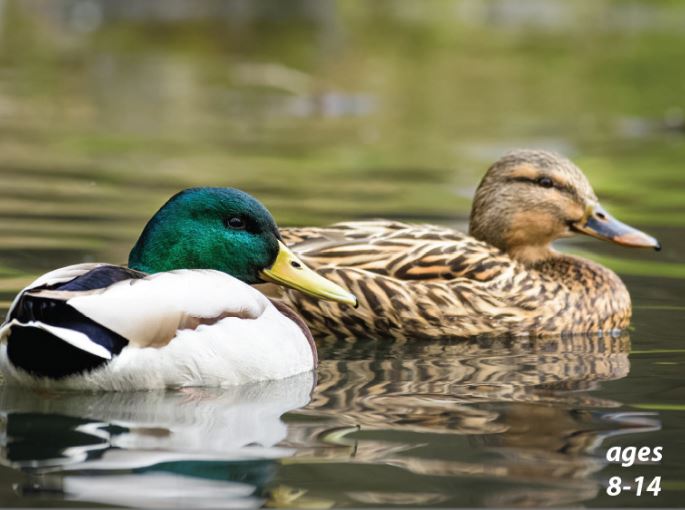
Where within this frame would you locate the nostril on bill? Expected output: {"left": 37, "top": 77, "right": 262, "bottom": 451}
{"left": 291, "top": 261, "right": 302, "bottom": 269}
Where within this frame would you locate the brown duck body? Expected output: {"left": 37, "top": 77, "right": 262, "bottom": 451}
{"left": 278, "top": 220, "right": 631, "bottom": 340}
{"left": 272, "top": 150, "right": 659, "bottom": 340}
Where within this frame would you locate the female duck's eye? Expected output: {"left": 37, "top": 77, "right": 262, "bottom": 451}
{"left": 537, "top": 177, "right": 554, "bottom": 188}
{"left": 225, "top": 217, "right": 246, "bottom": 229}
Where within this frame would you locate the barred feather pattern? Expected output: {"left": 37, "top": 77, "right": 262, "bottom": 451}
{"left": 277, "top": 221, "right": 631, "bottom": 340}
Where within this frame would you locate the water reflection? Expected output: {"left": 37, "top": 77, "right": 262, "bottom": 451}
{"left": 304, "top": 334, "right": 632, "bottom": 433}
{"left": 276, "top": 334, "right": 660, "bottom": 507}
{"left": 0, "top": 372, "right": 315, "bottom": 508}
{"left": 0, "top": 335, "right": 664, "bottom": 507}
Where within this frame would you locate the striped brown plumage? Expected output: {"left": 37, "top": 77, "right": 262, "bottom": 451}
{"left": 272, "top": 220, "right": 631, "bottom": 340}
{"left": 268, "top": 150, "right": 658, "bottom": 340}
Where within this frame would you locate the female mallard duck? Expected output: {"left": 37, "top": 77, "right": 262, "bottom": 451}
{"left": 0, "top": 188, "right": 356, "bottom": 390}
{"left": 276, "top": 150, "right": 660, "bottom": 339}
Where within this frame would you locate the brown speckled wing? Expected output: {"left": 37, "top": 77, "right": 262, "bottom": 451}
{"left": 278, "top": 221, "right": 632, "bottom": 340}
{"left": 282, "top": 221, "right": 507, "bottom": 280}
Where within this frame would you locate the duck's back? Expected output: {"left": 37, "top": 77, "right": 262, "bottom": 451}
{"left": 281, "top": 221, "right": 510, "bottom": 280}
{"left": 3, "top": 264, "right": 144, "bottom": 378}
{"left": 278, "top": 221, "right": 631, "bottom": 339}
{"left": 1, "top": 265, "right": 316, "bottom": 389}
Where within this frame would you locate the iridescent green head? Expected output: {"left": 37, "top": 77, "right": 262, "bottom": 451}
{"left": 129, "top": 188, "right": 280, "bottom": 282}
{"left": 128, "top": 188, "right": 356, "bottom": 306}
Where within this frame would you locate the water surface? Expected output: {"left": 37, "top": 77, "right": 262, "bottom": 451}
{"left": 0, "top": 1, "right": 684, "bottom": 507}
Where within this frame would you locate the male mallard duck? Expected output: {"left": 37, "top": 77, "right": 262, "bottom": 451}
{"left": 276, "top": 150, "right": 660, "bottom": 339}
{"left": 0, "top": 188, "right": 356, "bottom": 390}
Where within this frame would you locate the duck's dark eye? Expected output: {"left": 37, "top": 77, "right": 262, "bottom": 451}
{"left": 537, "top": 177, "right": 554, "bottom": 188}
{"left": 225, "top": 217, "right": 246, "bottom": 230}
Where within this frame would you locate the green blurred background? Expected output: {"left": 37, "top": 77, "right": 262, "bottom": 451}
{"left": 0, "top": 0, "right": 683, "bottom": 291}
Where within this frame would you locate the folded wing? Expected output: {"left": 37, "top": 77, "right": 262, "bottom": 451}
{"left": 1, "top": 265, "right": 270, "bottom": 379}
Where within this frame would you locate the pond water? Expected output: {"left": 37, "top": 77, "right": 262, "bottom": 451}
{"left": 0, "top": 1, "right": 684, "bottom": 507}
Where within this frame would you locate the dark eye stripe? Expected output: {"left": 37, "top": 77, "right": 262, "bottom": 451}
{"left": 509, "top": 176, "right": 579, "bottom": 199}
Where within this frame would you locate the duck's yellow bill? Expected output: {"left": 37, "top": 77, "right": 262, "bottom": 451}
{"left": 571, "top": 203, "right": 661, "bottom": 251}
{"left": 260, "top": 241, "right": 358, "bottom": 306}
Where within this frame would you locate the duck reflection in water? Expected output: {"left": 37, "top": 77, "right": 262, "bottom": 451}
{"left": 0, "top": 372, "right": 315, "bottom": 508}
{"left": 280, "top": 333, "right": 660, "bottom": 508}
{"left": 0, "top": 334, "right": 661, "bottom": 508}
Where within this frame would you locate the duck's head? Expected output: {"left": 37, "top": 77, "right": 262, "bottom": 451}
{"left": 469, "top": 149, "right": 660, "bottom": 264}
{"left": 128, "top": 187, "right": 357, "bottom": 306}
